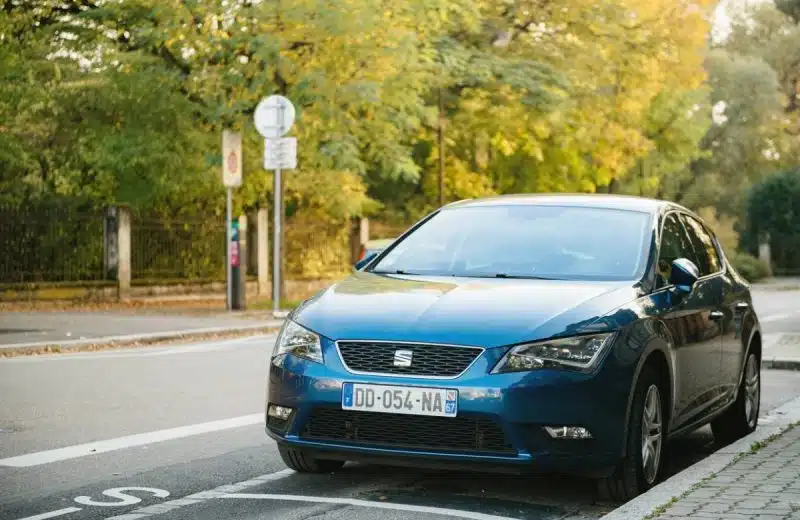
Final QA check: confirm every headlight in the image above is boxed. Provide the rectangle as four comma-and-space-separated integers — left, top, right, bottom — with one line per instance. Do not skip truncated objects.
492, 333, 614, 373
273, 320, 323, 363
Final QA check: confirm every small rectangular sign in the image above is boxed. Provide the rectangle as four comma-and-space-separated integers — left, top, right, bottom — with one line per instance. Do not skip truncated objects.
264, 137, 297, 170
222, 130, 243, 187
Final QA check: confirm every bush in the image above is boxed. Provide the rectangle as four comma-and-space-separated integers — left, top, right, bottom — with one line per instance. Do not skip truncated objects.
745, 170, 800, 273
730, 252, 772, 283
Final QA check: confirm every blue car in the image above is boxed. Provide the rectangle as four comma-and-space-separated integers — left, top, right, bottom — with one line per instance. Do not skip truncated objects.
266, 194, 762, 500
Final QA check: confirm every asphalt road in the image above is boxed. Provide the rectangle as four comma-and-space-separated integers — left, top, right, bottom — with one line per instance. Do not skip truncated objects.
1, 288, 799, 520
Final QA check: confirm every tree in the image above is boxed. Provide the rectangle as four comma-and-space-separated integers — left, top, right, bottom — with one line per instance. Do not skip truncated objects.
0, 0, 739, 282
726, 2, 800, 134
677, 50, 785, 214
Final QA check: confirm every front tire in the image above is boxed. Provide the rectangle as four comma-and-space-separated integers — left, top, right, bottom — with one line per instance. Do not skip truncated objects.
278, 445, 346, 473
598, 366, 666, 502
712, 352, 760, 445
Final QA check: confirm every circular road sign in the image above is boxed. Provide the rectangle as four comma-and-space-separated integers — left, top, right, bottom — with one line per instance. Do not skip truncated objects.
254, 95, 295, 138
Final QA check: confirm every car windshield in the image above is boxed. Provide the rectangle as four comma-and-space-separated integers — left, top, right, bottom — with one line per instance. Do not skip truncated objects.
371, 204, 652, 281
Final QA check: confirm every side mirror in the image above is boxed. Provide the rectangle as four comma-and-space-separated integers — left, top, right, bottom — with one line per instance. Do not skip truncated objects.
669, 258, 699, 294
354, 251, 378, 271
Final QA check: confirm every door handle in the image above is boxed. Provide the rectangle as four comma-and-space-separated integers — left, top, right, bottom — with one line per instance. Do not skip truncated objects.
709, 311, 725, 321
735, 302, 749, 312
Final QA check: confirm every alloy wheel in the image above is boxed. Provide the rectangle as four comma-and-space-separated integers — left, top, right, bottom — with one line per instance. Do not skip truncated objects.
744, 354, 760, 428
641, 384, 663, 485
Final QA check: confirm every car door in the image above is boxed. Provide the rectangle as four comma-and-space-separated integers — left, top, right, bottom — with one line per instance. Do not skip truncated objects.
657, 213, 724, 430
681, 214, 742, 402
677, 213, 727, 405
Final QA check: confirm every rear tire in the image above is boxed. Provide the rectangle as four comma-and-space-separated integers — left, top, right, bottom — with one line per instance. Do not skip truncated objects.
712, 352, 760, 445
278, 445, 346, 473
598, 365, 666, 502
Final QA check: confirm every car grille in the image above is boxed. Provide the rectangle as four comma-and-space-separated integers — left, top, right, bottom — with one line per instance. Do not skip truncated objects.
337, 341, 483, 377
301, 408, 515, 455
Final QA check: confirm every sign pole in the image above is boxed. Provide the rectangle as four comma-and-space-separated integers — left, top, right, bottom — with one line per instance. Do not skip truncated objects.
272, 166, 281, 315
226, 186, 232, 310
272, 102, 284, 316
222, 130, 242, 311
254, 95, 296, 317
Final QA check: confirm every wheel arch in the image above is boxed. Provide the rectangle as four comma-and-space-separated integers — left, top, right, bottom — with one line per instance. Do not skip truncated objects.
620, 334, 674, 458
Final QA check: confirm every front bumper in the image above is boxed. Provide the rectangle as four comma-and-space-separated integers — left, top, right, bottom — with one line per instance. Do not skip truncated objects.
266, 339, 631, 477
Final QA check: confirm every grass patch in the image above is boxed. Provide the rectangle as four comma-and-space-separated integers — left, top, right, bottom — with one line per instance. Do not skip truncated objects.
749, 422, 797, 453
247, 298, 304, 311
645, 496, 679, 519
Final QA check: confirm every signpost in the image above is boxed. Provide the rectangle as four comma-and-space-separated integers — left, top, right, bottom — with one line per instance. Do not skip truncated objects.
254, 95, 296, 316
222, 130, 242, 310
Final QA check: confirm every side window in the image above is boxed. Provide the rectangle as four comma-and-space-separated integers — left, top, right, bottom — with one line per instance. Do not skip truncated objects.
658, 214, 696, 287
680, 215, 722, 276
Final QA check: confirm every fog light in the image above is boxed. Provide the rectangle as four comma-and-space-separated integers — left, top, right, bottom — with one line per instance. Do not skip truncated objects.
268, 405, 293, 420
544, 426, 593, 439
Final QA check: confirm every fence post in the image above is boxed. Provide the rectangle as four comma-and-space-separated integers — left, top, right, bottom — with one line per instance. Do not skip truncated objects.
349, 217, 369, 264
759, 233, 771, 268
117, 205, 131, 300
104, 207, 119, 280
257, 208, 270, 296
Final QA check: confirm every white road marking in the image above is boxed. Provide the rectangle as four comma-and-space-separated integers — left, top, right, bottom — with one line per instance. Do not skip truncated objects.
761, 313, 793, 324
104, 470, 294, 520
74, 487, 170, 507
13, 507, 82, 520
0, 414, 262, 467
222, 493, 521, 520
140, 335, 272, 357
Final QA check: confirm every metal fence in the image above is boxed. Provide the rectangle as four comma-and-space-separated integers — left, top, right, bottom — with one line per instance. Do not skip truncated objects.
284, 215, 351, 280
0, 201, 105, 283
131, 212, 226, 281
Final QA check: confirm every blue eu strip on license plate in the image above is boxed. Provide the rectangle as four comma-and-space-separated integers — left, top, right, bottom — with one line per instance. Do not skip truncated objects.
342, 382, 355, 407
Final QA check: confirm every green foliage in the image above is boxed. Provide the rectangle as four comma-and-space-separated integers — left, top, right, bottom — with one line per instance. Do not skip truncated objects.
775, 0, 800, 22
745, 169, 800, 272
730, 253, 772, 283
4, 0, 795, 283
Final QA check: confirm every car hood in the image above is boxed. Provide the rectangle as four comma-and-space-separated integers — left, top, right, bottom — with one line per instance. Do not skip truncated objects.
292, 271, 639, 348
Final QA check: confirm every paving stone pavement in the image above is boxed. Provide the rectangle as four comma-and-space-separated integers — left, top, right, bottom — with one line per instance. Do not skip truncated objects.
653, 424, 800, 520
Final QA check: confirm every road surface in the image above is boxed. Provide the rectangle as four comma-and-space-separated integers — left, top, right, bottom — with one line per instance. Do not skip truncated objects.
1, 287, 799, 520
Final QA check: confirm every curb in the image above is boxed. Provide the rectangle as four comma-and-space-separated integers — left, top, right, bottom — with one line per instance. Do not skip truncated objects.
600, 394, 800, 520
763, 333, 800, 370
763, 357, 800, 370
0, 320, 284, 354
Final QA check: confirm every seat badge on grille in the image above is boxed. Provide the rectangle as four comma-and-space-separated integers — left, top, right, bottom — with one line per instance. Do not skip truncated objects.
393, 349, 413, 367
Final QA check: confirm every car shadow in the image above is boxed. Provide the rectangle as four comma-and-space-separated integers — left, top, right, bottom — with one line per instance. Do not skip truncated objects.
284, 425, 723, 519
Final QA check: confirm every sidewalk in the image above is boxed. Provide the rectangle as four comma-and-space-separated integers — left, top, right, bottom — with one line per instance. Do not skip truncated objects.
602, 395, 800, 520
651, 424, 800, 520
0, 310, 284, 353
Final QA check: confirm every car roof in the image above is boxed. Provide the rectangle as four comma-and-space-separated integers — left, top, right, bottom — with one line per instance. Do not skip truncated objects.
444, 193, 686, 215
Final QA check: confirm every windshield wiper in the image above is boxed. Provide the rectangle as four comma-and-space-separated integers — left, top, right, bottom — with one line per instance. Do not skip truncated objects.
493, 273, 560, 280
371, 269, 420, 275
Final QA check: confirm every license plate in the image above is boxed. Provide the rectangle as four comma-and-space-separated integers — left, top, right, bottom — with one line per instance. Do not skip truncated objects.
342, 383, 458, 418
